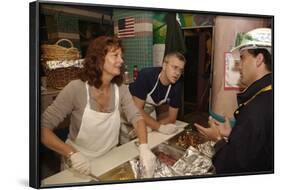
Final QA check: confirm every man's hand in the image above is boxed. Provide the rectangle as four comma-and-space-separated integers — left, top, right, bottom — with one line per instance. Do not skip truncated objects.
158, 123, 178, 135
194, 116, 232, 142
209, 116, 232, 137
194, 122, 222, 142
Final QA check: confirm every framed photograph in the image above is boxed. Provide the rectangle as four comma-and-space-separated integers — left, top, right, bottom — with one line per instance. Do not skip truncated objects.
224, 52, 240, 90
30, 0, 274, 188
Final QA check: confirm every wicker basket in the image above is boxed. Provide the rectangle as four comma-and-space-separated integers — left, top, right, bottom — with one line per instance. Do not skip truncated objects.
41, 39, 82, 89
43, 67, 82, 89
41, 39, 80, 61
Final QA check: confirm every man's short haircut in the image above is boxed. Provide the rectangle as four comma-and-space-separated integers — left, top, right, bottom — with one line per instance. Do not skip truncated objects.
163, 52, 186, 64
248, 49, 272, 71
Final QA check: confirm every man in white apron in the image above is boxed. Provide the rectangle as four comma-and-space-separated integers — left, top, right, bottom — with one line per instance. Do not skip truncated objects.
122, 52, 186, 142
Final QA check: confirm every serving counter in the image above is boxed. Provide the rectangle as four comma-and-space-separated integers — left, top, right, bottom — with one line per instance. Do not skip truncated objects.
42, 120, 188, 186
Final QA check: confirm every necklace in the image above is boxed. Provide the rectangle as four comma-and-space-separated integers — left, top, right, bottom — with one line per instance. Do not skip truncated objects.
91, 86, 111, 112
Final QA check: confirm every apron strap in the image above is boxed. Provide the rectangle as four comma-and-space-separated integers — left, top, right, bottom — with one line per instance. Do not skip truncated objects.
113, 84, 119, 110
85, 82, 90, 106
147, 74, 161, 96
147, 73, 172, 106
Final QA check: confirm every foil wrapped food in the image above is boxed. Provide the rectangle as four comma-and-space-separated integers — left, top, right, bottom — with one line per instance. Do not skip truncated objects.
130, 159, 177, 179
197, 141, 216, 158
172, 146, 214, 176
130, 143, 215, 179
46, 59, 84, 69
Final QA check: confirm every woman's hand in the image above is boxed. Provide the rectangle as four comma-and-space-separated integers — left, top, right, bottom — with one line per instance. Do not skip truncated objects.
138, 144, 156, 178
69, 152, 91, 175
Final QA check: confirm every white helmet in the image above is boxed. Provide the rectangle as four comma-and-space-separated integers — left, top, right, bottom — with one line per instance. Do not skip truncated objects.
231, 28, 271, 60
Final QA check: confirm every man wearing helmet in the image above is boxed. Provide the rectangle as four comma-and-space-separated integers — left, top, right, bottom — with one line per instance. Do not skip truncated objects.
194, 28, 273, 174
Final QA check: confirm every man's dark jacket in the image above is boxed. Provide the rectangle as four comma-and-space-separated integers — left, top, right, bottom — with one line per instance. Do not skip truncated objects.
213, 73, 273, 174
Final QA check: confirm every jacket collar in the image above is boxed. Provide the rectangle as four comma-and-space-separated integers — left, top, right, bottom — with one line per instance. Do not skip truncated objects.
237, 73, 272, 104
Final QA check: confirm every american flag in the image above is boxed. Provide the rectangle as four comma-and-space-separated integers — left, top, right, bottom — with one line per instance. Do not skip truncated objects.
118, 17, 135, 38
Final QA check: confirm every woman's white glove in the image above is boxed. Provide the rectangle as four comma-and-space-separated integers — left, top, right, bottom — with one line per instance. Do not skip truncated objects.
158, 123, 178, 135
69, 152, 91, 175
138, 144, 156, 178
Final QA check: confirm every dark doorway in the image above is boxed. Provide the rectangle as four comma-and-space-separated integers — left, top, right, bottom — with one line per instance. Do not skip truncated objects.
183, 27, 213, 116
184, 34, 199, 113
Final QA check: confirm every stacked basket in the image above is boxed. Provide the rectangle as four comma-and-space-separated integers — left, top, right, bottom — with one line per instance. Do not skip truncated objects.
41, 39, 82, 89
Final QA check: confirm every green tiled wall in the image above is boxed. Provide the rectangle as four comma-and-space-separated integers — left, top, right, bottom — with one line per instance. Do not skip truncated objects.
43, 13, 80, 49
113, 9, 153, 74
122, 37, 153, 72
54, 14, 79, 33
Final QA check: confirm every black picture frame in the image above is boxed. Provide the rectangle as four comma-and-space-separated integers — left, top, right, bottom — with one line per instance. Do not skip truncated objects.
29, 0, 274, 188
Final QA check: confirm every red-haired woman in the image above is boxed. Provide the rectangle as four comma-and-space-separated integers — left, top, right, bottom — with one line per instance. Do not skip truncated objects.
41, 36, 156, 178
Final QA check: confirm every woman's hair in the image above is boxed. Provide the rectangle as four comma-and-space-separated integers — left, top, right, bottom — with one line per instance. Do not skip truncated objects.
79, 36, 124, 88
248, 49, 272, 71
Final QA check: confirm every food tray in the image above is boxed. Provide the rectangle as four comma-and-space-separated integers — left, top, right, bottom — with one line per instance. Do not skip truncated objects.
152, 143, 185, 166
98, 162, 135, 181
167, 130, 208, 151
